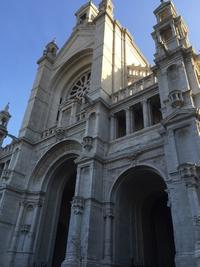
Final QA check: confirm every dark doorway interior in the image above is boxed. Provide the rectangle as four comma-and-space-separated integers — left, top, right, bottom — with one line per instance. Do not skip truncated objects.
114, 168, 176, 267
52, 170, 76, 267
142, 193, 176, 267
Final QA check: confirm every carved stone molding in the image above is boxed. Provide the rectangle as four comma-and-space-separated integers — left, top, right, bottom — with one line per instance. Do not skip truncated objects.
168, 90, 184, 108
55, 127, 65, 141
104, 203, 114, 219
72, 196, 85, 215
20, 224, 31, 233
128, 149, 143, 167
194, 215, 200, 226
82, 136, 93, 151
178, 163, 198, 179
178, 163, 199, 187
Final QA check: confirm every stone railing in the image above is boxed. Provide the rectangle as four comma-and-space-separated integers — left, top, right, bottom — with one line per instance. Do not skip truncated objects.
76, 111, 86, 122
112, 74, 157, 104
0, 143, 15, 156
41, 112, 86, 140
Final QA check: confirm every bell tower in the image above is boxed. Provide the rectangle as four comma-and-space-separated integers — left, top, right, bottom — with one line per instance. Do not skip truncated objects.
0, 104, 11, 147
152, 0, 200, 118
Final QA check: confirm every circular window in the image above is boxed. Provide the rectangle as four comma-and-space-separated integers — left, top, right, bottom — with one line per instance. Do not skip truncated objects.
69, 72, 91, 100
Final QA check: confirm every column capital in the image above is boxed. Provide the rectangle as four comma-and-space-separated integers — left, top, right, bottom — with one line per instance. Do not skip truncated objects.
104, 202, 114, 219
72, 196, 85, 215
178, 163, 199, 187
178, 163, 198, 178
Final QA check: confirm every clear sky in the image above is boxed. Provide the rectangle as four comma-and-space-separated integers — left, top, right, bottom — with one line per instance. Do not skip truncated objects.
0, 0, 200, 143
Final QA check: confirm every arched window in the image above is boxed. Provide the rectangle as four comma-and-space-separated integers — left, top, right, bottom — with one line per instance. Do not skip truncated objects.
69, 71, 91, 101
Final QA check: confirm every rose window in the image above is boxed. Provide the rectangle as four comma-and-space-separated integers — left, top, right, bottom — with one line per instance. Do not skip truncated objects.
69, 72, 91, 100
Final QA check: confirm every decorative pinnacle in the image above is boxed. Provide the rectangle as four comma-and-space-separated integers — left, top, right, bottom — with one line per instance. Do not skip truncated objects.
4, 103, 10, 112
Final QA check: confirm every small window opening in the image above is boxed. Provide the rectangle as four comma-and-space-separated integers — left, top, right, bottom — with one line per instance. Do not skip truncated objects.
159, 9, 169, 21
132, 103, 144, 132
116, 110, 126, 138
149, 95, 162, 125
0, 163, 5, 178
80, 13, 87, 23
160, 27, 173, 42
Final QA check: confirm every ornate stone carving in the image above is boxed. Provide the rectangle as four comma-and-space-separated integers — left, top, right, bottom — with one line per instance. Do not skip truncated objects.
168, 90, 184, 108
82, 136, 93, 151
55, 128, 65, 140
178, 163, 199, 187
194, 215, 200, 226
69, 72, 91, 101
72, 196, 85, 215
20, 224, 31, 233
128, 149, 142, 167
178, 163, 198, 179
1, 169, 11, 182
104, 203, 114, 219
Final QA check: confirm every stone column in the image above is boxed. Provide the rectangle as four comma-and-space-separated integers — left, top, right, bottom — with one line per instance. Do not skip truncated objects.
103, 203, 114, 266
62, 196, 84, 267
9, 201, 25, 251
179, 163, 200, 266
126, 108, 131, 135
27, 201, 43, 252
110, 115, 116, 140
142, 99, 150, 128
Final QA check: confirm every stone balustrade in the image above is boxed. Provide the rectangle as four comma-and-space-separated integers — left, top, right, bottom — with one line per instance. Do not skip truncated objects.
112, 74, 157, 104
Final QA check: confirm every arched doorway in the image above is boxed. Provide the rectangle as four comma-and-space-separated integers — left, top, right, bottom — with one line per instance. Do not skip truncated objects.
35, 156, 77, 267
113, 166, 175, 267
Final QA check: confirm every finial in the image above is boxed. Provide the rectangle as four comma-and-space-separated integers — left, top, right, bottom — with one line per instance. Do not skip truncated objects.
4, 103, 10, 112
52, 37, 57, 44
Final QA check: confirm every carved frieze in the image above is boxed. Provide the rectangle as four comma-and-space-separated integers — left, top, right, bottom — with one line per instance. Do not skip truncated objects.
55, 127, 65, 141
82, 136, 93, 151
178, 163, 199, 187
72, 196, 85, 215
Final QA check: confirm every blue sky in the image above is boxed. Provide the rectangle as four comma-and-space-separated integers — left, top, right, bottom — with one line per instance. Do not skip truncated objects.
0, 0, 200, 142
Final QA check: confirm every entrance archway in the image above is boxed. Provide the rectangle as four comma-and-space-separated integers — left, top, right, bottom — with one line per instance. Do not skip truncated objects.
113, 166, 175, 267
35, 156, 77, 267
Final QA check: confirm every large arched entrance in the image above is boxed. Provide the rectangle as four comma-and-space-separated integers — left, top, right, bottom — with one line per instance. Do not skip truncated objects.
35, 156, 77, 267
113, 166, 175, 267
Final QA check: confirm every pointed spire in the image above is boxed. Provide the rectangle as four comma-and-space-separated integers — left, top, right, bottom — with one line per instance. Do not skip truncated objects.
4, 103, 10, 113
99, 0, 114, 18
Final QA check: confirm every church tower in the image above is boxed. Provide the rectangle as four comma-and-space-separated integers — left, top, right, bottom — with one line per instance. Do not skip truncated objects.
0, 104, 11, 147
152, 1, 200, 267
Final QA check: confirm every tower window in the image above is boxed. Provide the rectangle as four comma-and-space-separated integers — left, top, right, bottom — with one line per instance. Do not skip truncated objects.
159, 9, 169, 21
160, 27, 173, 42
80, 13, 87, 23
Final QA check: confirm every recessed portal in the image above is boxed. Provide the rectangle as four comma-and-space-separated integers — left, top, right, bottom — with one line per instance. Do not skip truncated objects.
36, 156, 77, 267
114, 167, 175, 267
52, 170, 76, 267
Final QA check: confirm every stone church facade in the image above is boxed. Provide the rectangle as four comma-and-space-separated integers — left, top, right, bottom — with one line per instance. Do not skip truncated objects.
1, 0, 200, 266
